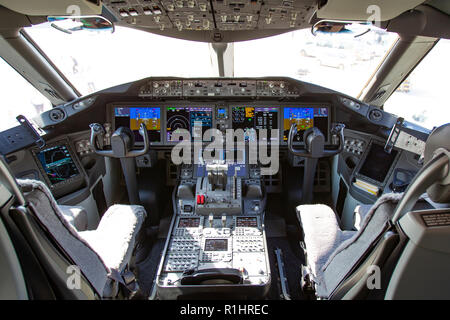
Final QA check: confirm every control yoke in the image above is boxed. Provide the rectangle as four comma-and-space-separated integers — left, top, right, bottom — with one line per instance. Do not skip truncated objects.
89, 123, 149, 158
89, 123, 149, 205
287, 122, 345, 158
287, 123, 345, 204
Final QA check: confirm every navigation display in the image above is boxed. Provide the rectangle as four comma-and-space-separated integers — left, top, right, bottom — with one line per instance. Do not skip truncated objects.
166, 107, 212, 141
114, 107, 161, 142
232, 107, 278, 141
36, 144, 80, 186
283, 107, 329, 142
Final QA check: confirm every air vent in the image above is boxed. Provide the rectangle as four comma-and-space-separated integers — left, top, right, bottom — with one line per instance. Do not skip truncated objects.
49, 108, 66, 122
368, 109, 383, 122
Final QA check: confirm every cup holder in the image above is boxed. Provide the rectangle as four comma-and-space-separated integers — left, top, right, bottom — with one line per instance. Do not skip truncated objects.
345, 155, 358, 170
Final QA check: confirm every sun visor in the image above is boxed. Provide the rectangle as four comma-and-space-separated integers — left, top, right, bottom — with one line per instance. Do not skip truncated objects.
0, 0, 102, 16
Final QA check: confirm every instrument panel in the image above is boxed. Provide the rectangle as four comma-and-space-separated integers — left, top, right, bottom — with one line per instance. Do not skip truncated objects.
166, 106, 213, 141
109, 102, 332, 146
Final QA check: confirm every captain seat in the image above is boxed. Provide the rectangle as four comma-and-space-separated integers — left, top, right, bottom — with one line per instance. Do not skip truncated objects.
296, 123, 450, 299
0, 162, 147, 299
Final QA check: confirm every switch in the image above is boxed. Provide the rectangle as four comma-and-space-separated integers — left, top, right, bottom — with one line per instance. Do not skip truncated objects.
152, 6, 162, 14
222, 215, 226, 227
209, 214, 214, 227
129, 9, 139, 16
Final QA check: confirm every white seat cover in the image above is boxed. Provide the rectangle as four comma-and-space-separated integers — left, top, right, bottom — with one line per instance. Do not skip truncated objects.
297, 193, 403, 298
79, 204, 146, 272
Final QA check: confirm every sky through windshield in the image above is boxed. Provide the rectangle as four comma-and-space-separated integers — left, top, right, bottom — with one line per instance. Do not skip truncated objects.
26, 23, 397, 97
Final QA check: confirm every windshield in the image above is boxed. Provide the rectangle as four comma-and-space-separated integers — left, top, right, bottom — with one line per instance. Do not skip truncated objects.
235, 29, 397, 97
26, 24, 217, 95
25, 23, 397, 97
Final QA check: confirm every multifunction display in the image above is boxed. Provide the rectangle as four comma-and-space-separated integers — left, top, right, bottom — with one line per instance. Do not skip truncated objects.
36, 144, 80, 186
359, 143, 398, 183
236, 217, 258, 227
232, 107, 279, 141
283, 107, 329, 142
114, 107, 161, 142
166, 107, 212, 141
204, 239, 228, 251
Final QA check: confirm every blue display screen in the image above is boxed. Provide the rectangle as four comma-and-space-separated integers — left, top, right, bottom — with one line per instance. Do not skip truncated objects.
283, 107, 329, 142
114, 107, 161, 142
36, 144, 80, 185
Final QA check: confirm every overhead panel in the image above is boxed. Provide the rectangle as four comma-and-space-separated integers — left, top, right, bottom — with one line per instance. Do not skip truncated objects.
257, 0, 315, 29
0, 0, 102, 16
103, 0, 316, 32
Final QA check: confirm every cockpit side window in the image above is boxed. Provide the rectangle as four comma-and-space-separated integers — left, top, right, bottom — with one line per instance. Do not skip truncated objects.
0, 57, 52, 131
383, 39, 450, 129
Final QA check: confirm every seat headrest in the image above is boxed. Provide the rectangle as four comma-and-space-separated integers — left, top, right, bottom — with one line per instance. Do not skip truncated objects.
424, 123, 450, 203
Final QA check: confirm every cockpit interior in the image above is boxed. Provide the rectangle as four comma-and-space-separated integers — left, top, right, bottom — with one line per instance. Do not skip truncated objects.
0, 0, 449, 302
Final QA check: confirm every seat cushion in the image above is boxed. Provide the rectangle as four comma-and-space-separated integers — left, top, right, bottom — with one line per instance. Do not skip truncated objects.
59, 205, 88, 231
79, 204, 146, 272
296, 204, 355, 280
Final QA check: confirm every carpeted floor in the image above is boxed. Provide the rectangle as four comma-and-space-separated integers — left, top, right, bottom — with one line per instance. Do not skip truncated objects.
135, 238, 166, 297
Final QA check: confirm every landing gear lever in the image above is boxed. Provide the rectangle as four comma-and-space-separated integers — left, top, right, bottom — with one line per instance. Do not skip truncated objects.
89, 123, 149, 204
